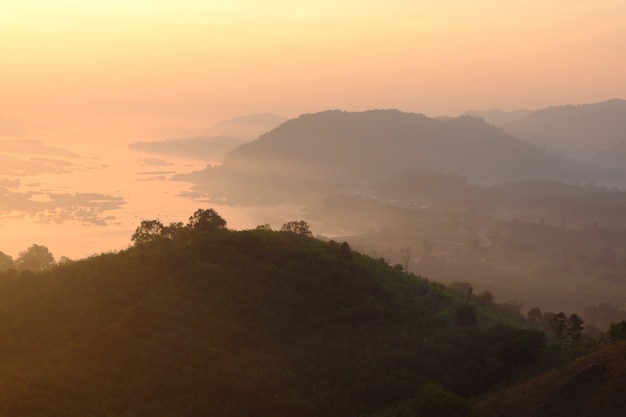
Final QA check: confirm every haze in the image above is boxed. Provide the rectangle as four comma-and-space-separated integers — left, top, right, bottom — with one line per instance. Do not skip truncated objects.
1, 0, 626, 261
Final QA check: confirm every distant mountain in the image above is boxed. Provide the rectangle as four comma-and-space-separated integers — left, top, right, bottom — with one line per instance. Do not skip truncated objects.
475, 341, 626, 417
463, 108, 532, 127
212, 112, 287, 128
175, 109, 621, 204
208, 112, 287, 140
594, 139, 626, 170
129, 136, 243, 162
502, 98, 626, 161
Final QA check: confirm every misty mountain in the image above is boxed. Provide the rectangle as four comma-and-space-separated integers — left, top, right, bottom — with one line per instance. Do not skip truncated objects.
463, 108, 532, 127
502, 98, 626, 161
175, 109, 619, 204
594, 138, 626, 170
208, 112, 287, 140
129, 136, 243, 162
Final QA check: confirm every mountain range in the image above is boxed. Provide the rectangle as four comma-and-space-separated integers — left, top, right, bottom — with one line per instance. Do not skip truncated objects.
501, 98, 626, 162
175, 109, 623, 204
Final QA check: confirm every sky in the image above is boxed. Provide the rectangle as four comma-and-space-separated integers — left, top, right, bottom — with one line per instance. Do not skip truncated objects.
1, 0, 626, 260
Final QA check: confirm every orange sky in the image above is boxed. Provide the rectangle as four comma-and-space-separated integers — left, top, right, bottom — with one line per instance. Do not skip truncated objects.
1, 0, 626, 260
3, 0, 625, 128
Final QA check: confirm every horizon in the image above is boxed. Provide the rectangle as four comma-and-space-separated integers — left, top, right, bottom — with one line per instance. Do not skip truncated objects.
2, 0, 626, 260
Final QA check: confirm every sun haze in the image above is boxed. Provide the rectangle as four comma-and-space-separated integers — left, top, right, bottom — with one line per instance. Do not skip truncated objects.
1, 0, 626, 259
3, 0, 625, 125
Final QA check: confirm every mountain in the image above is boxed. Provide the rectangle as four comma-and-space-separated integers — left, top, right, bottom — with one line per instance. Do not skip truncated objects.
502, 98, 626, 161
175, 109, 619, 204
0, 216, 545, 416
129, 136, 243, 162
594, 139, 626, 170
208, 113, 287, 140
463, 108, 532, 127
475, 341, 626, 417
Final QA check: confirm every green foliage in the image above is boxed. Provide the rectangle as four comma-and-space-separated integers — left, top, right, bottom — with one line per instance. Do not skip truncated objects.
0, 251, 14, 271
369, 382, 475, 417
607, 320, 626, 343
280, 220, 313, 236
131, 219, 165, 245
16, 243, 55, 272
548, 312, 585, 350
0, 210, 549, 416
187, 208, 227, 233
456, 304, 477, 327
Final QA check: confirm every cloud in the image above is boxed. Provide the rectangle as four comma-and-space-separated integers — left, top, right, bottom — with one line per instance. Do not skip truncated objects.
0, 187, 124, 225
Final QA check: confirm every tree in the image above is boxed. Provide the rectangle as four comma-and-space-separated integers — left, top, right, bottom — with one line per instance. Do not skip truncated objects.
476, 291, 494, 306
527, 307, 544, 328
131, 219, 165, 245
163, 221, 185, 239
403, 246, 412, 272
280, 220, 312, 236
187, 208, 227, 233
607, 320, 626, 343
567, 313, 584, 348
16, 244, 55, 272
0, 251, 15, 271
549, 312, 568, 350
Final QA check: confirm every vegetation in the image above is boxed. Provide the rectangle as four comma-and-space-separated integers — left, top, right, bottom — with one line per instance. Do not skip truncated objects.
309, 173, 626, 331
0, 209, 551, 416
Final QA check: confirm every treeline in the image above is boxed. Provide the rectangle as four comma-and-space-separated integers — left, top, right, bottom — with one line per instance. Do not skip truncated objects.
0, 244, 58, 273
0, 208, 553, 416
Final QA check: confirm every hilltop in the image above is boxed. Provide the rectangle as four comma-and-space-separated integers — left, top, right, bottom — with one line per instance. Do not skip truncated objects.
0, 210, 545, 416
175, 109, 617, 204
502, 98, 626, 161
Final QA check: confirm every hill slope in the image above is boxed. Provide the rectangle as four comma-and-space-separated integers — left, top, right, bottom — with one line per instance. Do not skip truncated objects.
175, 109, 615, 204
502, 98, 626, 161
475, 342, 626, 417
0, 222, 543, 417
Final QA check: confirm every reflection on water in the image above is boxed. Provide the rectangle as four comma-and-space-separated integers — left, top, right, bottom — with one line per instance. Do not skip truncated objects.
0, 129, 306, 260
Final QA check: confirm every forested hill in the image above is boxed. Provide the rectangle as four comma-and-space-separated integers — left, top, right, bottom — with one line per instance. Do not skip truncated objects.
475, 340, 626, 417
0, 211, 545, 417
175, 109, 617, 204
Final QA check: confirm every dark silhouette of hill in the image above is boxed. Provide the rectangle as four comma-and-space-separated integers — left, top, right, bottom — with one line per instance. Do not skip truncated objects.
0, 213, 545, 416
175, 109, 616, 204
475, 341, 626, 417
502, 98, 626, 161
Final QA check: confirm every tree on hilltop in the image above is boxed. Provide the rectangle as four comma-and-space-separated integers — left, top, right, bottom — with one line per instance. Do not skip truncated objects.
16, 244, 55, 272
0, 251, 15, 271
280, 220, 312, 236
187, 208, 227, 233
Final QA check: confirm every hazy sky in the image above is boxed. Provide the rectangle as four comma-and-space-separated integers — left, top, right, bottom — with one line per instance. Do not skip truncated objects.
3, 0, 625, 128
1, 0, 625, 260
